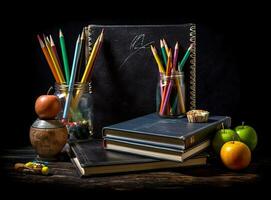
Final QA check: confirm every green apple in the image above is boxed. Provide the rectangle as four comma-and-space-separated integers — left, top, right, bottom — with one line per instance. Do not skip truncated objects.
212, 127, 240, 155
235, 122, 257, 151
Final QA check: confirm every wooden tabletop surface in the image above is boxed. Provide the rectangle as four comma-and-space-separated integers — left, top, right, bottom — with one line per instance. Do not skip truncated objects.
1, 146, 269, 193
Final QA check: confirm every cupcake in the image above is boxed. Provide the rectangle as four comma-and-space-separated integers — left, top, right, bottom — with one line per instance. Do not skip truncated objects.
187, 110, 209, 123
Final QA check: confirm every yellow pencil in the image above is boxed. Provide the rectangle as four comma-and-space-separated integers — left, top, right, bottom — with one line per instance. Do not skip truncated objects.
162, 39, 170, 56
44, 36, 65, 83
49, 35, 65, 83
80, 31, 102, 83
72, 31, 103, 109
150, 45, 165, 74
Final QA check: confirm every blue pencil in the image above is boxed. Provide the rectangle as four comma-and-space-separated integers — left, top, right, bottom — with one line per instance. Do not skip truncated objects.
63, 34, 82, 120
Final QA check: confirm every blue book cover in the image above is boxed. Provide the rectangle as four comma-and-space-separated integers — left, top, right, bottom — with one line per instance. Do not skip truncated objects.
103, 113, 231, 149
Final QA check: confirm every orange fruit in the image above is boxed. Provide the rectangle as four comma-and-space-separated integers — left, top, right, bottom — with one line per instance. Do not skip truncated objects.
220, 141, 251, 170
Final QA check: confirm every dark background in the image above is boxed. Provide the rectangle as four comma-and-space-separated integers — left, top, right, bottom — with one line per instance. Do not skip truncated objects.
1, 1, 269, 157
0, 0, 270, 197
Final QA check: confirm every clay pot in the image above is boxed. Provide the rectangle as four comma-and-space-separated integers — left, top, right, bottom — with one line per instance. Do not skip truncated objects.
30, 119, 68, 160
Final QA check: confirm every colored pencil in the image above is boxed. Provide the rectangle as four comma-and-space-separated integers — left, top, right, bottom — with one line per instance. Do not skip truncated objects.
178, 44, 193, 72
150, 45, 165, 74
81, 31, 103, 83
160, 69, 174, 115
162, 39, 170, 56
86, 29, 104, 81
171, 75, 186, 114
49, 35, 65, 83
59, 29, 70, 84
37, 35, 60, 83
71, 31, 104, 109
50, 35, 62, 70
76, 29, 85, 82
172, 42, 179, 70
165, 49, 172, 76
63, 35, 82, 119
44, 36, 65, 83
160, 40, 167, 66
159, 51, 172, 114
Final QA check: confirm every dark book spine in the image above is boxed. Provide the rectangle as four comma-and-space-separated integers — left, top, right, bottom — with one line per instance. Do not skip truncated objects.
103, 139, 107, 148
184, 117, 231, 148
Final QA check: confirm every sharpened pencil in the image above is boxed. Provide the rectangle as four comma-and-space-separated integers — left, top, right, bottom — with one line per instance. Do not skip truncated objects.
44, 35, 65, 83
162, 39, 170, 56
63, 35, 82, 119
37, 35, 60, 83
151, 45, 165, 74
172, 42, 179, 70
160, 40, 167, 67
76, 29, 85, 82
81, 30, 103, 83
49, 35, 65, 83
59, 29, 70, 84
178, 44, 193, 72
50, 35, 62, 70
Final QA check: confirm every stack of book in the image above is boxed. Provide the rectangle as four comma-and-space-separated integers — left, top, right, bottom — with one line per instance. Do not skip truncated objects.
69, 113, 231, 176
103, 113, 231, 162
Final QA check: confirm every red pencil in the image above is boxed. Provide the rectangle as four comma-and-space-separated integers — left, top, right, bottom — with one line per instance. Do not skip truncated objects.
172, 42, 179, 70
49, 35, 62, 70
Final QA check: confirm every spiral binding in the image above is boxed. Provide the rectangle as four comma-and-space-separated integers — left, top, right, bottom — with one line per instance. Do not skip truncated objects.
189, 24, 196, 110
85, 25, 93, 63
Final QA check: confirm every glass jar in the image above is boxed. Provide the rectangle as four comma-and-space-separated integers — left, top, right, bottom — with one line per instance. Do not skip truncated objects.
54, 82, 93, 139
157, 71, 186, 118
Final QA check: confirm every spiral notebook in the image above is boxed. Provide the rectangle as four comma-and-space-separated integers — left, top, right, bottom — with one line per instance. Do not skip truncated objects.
84, 24, 197, 136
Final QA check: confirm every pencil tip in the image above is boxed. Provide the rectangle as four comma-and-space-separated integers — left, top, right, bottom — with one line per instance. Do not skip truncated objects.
99, 30, 104, 41
59, 29, 63, 37
49, 35, 54, 45
77, 34, 81, 42
160, 40, 163, 47
37, 34, 41, 41
37, 34, 44, 47
80, 30, 85, 40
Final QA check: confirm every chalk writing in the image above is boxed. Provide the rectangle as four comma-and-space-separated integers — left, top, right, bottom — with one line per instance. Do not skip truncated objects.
119, 34, 154, 69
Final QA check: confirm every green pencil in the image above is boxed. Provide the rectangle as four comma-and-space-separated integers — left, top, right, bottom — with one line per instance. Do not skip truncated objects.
160, 39, 167, 67
59, 29, 70, 83
178, 44, 193, 72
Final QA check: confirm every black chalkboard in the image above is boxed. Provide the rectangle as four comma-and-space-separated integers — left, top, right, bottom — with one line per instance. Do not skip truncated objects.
86, 24, 196, 137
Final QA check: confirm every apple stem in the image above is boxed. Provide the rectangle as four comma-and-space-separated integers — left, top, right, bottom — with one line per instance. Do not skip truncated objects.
242, 121, 245, 128
47, 86, 53, 95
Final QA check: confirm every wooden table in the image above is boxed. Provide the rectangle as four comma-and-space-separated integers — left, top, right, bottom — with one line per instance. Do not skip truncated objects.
1, 146, 269, 194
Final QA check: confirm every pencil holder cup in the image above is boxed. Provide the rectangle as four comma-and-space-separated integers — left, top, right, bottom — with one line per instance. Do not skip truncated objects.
30, 119, 68, 161
54, 82, 94, 140
157, 72, 186, 118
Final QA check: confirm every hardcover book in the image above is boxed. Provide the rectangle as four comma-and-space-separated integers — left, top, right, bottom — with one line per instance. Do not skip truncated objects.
69, 139, 208, 177
104, 138, 210, 162
103, 113, 231, 150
